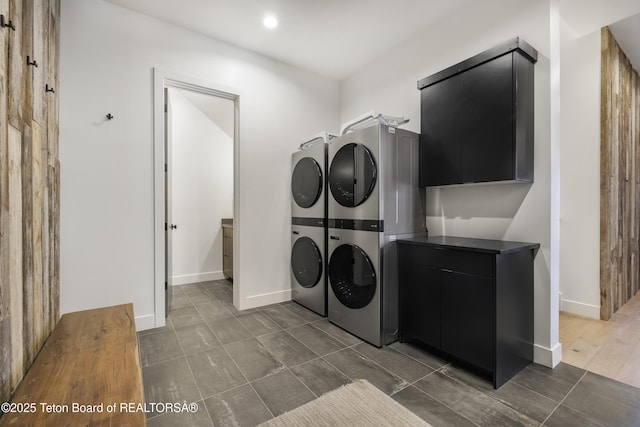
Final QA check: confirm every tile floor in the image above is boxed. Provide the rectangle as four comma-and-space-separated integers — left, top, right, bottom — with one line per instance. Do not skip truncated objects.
139, 280, 640, 427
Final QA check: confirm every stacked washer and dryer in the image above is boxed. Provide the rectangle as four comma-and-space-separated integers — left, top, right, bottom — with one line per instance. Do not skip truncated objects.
290, 114, 426, 347
290, 132, 336, 316
326, 114, 426, 347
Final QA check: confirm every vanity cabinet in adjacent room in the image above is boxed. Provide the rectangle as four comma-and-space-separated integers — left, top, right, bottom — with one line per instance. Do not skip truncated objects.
222, 219, 233, 281
398, 236, 539, 388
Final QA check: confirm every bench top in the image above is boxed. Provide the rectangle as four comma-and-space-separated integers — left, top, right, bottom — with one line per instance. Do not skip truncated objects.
0, 303, 146, 426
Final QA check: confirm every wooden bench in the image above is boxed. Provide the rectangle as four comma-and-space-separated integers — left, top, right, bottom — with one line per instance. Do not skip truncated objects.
0, 304, 146, 426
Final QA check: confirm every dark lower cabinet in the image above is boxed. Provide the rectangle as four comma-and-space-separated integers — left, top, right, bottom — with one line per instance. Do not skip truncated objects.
398, 236, 539, 388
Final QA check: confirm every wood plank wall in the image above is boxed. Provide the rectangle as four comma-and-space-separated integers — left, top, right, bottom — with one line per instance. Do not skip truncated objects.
0, 0, 60, 404
600, 27, 640, 320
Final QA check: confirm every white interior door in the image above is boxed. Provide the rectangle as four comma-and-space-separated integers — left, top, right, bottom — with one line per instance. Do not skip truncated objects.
164, 88, 174, 316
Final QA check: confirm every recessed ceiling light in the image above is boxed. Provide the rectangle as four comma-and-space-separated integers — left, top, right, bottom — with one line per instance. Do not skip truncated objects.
263, 15, 278, 29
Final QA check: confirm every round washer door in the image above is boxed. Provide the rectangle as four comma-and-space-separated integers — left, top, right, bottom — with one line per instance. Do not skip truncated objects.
329, 244, 376, 309
329, 143, 377, 207
291, 237, 323, 288
292, 157, 323, 208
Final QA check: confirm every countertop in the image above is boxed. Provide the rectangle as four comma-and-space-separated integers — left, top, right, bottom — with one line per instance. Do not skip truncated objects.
397, 235, 540, 255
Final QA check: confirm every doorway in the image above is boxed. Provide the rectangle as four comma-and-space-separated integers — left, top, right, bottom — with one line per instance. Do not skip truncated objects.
153, 69, 240, 327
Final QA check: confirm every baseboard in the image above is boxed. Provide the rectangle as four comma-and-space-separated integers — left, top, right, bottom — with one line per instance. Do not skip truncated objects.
135, 314, 157, 331
560, 298, 600, 319
533, 342, 563, 368
238, 289, 292, 311
171, 271, 225, 286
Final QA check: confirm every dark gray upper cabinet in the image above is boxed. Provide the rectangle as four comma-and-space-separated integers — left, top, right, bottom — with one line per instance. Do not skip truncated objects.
418, 38, 537, 187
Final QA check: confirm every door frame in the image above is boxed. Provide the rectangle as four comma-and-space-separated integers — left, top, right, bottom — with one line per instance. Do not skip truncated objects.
152, 68, 240, 327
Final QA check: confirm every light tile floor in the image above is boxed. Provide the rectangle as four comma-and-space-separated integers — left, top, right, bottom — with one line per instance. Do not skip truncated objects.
139, 280, 640, 427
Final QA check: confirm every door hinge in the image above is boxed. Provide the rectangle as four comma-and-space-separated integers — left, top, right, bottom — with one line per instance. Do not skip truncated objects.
164, 163, 167, 172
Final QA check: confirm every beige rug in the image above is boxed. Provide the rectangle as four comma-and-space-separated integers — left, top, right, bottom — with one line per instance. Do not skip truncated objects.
258, 380, 432, 427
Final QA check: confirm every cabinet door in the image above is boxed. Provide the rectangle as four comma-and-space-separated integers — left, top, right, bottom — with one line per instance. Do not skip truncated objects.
441, 271, 493, 372
420, 75, 463, 186
459, 53, 513, 183
399, 262, 441, 349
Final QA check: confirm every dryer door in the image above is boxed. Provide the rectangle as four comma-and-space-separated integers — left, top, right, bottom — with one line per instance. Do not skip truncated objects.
328, 243, 376, 308
291, 237, 323, 288
329, 143, 377, 207
292, 157, 323, 208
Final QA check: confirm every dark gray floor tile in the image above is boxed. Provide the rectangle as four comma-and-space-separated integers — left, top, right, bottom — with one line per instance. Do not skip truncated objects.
175, 323, 221, 355
137, 323, 173, 336
204, 384, 273, 427
142, 358, 202, 418
260, 304, 307, 329
179, 283, 208, 294
210, 285, 233, 304
225, 338, 286, 381
284, 302, 324, 322
186, 347, 247, 398
236, 311, 282, 337
252, 370, 316, 417
138, 330, 183, 367
528, 362, 586, 386
511, 363, 582, 402
392, 385, 476, 427
186, 289, 219, 306
169, 305, 206, 328
196, 300, 233, 322
207, 314, 253, 344
578, 371, 640, 409
389, 341, 449, 370
324, 348, 408, 395
147, 400, 213, 427
543, 405, 607, 427
563, 381, 640, 427
257, 331, 317, 367
311, 318, 363, 346
289, 358, 351, 396
354, 342, 434, 382
287, 323, 346, 356
168, 292, 193, 310
441, 364, 558, 423
415, 371, 539, 426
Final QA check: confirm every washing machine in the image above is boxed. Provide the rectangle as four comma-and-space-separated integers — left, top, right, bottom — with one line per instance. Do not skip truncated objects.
327, 115, 426, 346
290, 132, 336, 316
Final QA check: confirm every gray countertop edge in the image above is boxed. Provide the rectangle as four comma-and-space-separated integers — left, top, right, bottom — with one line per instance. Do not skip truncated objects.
397, 235, 540, 255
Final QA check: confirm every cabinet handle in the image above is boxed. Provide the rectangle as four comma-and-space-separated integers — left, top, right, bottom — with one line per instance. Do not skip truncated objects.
27, 56, 38, 67
442, 268, 453, 273
45, 84, 55, 93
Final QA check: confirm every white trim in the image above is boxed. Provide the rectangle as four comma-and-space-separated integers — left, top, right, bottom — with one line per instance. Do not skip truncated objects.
560, 298, 600, 319
135, 314, 157, 331
239, 289, 292, 311
533, 342, 563, 368
153, 68, 241, 328
171, 271, 225, 286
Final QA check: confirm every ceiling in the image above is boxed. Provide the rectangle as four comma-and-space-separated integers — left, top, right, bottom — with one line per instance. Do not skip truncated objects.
609, 13, 640, 72
104, 0, 473, 80
105, 0, 640, 79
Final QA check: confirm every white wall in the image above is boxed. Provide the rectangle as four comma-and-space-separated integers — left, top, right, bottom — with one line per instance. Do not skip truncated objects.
340, 0, 559, 366
559, 25, 601, 318
168, 88, 233, 285
59, 0, 340, 328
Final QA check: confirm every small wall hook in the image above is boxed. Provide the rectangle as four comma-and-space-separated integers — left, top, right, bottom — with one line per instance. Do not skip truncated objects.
1, 14, 16, 31
45, 84, 55, 93
26, 56, 38, 67
106, 113, 114, 120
